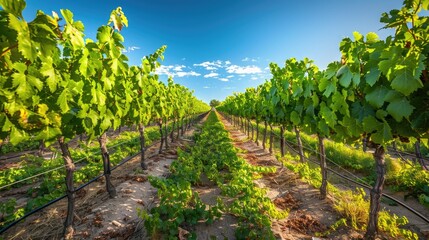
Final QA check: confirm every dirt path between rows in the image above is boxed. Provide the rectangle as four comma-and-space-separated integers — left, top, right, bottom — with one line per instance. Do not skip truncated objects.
4, 121, 202, 240
218, 115, 363, 239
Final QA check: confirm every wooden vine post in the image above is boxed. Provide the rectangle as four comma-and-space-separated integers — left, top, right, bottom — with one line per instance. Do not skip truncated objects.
280, 126, 285, 157
365, 145, 386, 239
159, 119, 164, 153
58, 137, 76, 238
295, 127, 305, 162
262, 121, 267, 150
138, 123, 147, 169
98, 133, 117, 198
269, 125, 274, 154
317, 134, 327, 199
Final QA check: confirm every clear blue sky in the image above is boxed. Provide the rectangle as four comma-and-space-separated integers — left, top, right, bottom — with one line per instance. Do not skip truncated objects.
22, 0, 402, 103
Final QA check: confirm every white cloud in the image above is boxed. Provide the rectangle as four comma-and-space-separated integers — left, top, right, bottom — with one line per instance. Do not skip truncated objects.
155, 65, 174, 76
204, 72, 219, 78
194, 61, 222, 69
173, 65, 186, 71
226, 65, 262, 74
251, 76, 258, 80
176, 71, 201, 77
122, 46, 140, 53
193, 60, 232, 70
156, 65, 201, 78
222, 87, 235, 90
241, 57, 257, 62
203, 86, 210, 89
226, 75, 234, 78
218, 78, 229, 82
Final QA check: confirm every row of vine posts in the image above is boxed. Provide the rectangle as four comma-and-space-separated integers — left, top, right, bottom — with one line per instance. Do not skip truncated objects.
218, 1, 429, 238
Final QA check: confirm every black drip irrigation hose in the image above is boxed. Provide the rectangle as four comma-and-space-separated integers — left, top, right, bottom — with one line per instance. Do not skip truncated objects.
386, 146, 429, 163
0, 194, 68, 235
0, 137, 141, 192
283, 135, 429, 224
303, 152, 429, 225
221, 114, 429, 225
0, 150, 39, 161
0, 141, 159, 235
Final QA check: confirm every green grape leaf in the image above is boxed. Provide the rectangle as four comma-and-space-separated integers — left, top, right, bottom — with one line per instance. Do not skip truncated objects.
110, 58, 119, 76
351, 102, 375, 122
383, 90, 402, 102
40, 61, 59, 92
109, 7, 128, 31
341, 116, 361, 137
27, 74, 43, 91
365, 68, 380, 86
12, 71, 32, 100
68, 29, 84, 49
100, 117, 111, 132
325, 62, 339, 79
363, 116, 379, 133
352, 73, 360, 86
79, 50, 89, 78
363, 116, 392, 145
37, 104, 49, 116
0, 0, 26, 19
73, 20, 84, 31
319, 77, 335, 97
386, 98, 414, 122
82, 117, 92, 133
391, 67, 423, 96
378, 46, 401, 80
60, 9, 73, 24
290, 111, 300, 125
8, 13, 37, 61
337, 65, 353, 88
376, 109, 388, 119
312, 94, 319, 107
34, 127, 61, 141
353, 31, 363, 41
112, 31, 125, 43
61, 9, 84, 49
1, 115, 13, 132
365, 85, 388, 108
97, 26, 111, 44
423, 0, 429, 10
317, 121, 330, 136
411, 112, 429, 134
373, 121, 393, 145
142, 58, 151, 74
9, 126, 27, 145
320, 103, 336, 128
57, 89, 70, 113
366, 32, 379, 44
12, 67, 25, 88
331, 91, 348, 114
